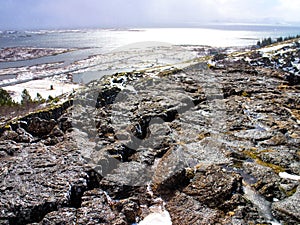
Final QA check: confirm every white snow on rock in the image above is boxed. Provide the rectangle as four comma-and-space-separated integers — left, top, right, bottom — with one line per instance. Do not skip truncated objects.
259, 43, 293, 54
138, 210, 172, 225
279, 172, 300, 181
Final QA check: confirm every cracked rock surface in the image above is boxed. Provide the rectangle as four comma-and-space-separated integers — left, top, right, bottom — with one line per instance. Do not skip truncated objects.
0, 53, 299, 224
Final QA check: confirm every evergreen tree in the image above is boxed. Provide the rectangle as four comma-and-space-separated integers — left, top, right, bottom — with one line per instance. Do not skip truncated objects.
21, 89, 32, 105
48, 95, 54, 101
0, 88, 14, 106
34, 92, 45, 103
257, 34, 300, 48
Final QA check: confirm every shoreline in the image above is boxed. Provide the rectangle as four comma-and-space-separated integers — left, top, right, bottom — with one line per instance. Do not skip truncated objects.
1, 36, 299, 104
0, 47, 74, 63
0, 44, 216, 101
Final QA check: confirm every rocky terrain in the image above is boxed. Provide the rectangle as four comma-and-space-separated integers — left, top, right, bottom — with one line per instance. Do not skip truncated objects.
0, 40, 299, 225
0, 47, 72, 62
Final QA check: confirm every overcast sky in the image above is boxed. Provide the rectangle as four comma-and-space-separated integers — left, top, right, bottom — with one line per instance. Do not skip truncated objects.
1, 0, 300, 29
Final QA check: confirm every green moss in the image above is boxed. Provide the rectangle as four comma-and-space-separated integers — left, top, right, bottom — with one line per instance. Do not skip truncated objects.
243, 149, 258, 159
257, 159, 285, 173
157, 68, 182, 77
185, 168, 195, 180
279, 185, 297, 197
241, 91, 250, 97
285, 187, 297, 197
207, 63, 215, 69
197, 132, 210, 141
243, 149, 285, 173
232, 159, 244, 169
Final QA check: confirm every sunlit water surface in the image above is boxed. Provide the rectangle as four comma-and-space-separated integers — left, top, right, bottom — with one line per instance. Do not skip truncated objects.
1, 25, 300, 69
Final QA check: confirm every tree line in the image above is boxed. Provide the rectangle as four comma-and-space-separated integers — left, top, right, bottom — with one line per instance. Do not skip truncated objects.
0, 88, 62, 119
0, 88, 58, 107
257, 34, 300, 47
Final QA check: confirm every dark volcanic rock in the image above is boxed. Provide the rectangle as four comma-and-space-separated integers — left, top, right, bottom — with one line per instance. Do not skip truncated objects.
272, 186, 300, 224
0, 137, 94, 224
182, 166, 243, 208
0, 140, 21, 157
1, 128, 34, 143
29, 208, 77, 225
26, 117, 56, 136
100, 162, 153, 199
1, 49, 299, 224
77, 189, 127, 225
166, 192, 223, 225
243, 162, 282, 200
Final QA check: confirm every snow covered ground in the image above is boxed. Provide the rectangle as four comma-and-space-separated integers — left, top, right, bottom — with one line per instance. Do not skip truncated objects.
257, 39, 300, 74
259, 43, 294, 56
0, 45, 207, 102
0, 44, 246, 104
212, 38, 300, 77
3, 78, 81, 102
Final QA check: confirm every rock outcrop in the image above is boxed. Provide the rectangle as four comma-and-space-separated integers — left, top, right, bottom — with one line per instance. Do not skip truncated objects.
0, 42, 299, 224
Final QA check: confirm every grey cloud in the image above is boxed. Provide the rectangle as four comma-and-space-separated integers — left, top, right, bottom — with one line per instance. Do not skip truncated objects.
0, 0, 299, 29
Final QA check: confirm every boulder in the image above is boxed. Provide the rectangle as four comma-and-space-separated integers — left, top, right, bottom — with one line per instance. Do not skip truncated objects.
272, 186, 300, 224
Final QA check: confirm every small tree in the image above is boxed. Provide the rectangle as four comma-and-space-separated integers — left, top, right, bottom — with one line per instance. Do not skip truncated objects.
47, 95, 59, 103
34, 92, 45, 103
257, 40, 261, 46
277, 37, 283, 43
21, 89, 32, 105
0, 88, 14, 106
48, 95, 54, 101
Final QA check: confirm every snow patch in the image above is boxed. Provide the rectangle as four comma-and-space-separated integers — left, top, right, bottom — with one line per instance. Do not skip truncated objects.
259, 43, 292, 54
138, 211, 172, 225
279, 172, 300, 181
3, 79, 81, 102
